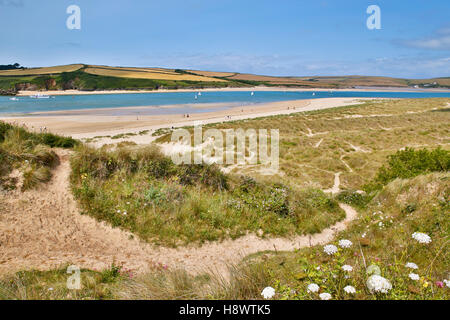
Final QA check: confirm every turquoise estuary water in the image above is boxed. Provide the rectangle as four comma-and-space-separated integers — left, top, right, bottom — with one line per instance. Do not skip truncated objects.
0, 90, 449, 116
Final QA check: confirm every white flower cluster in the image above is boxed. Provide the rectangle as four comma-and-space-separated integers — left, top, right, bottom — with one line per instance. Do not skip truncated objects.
366, 275, 392, 294
409, 273, 420, 281
307, 283, 319, 293
444, 279, 450, 288
261, 286, 275, 299
344, 285, 356, 294
412, 232, 432, 244
339, 239, 352, 248
342, 265, 353, 272
319, 293, 332, 300
405, 262, 418, 269
323, 244, 338, 255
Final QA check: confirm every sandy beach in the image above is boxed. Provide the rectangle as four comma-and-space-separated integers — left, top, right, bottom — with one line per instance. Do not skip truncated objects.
1, 97, 375, 146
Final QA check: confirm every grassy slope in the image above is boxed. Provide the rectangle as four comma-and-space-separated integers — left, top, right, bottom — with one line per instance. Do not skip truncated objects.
69, 144, 344, 246
2, 171, 447, 300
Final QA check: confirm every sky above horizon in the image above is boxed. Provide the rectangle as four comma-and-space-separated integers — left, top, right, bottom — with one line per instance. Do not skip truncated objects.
0, 0, 449, 78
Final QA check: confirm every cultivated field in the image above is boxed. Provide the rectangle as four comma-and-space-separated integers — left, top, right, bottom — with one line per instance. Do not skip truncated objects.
0, 64, 84, 76
84, 65, 226, 82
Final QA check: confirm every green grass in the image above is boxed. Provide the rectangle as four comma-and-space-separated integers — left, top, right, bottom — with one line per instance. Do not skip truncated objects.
155, 98, 450, 191
1, 98, 449, 300
69, 144, 344, 246
229, 172, 449, 300
3, 168, 447, 300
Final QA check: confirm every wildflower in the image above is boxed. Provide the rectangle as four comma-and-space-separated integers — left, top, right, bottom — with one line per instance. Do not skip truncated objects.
366, 275, 392, 293
378, 222, 383, 227
261, 287, 276, 299
361, 232, 367, 238
405, 262, 418, 269
344, 285, 356, 294
307, 283, 319, 293
444, 280, 450, 288
366, 264, 381, 276
339, 239, 352, 248
342, 265, 353, 272
409, 273, 420, 281
423, 281, 429, 288
319, 293, 332, 300
48, 287, 54, 291
323, 244, 338, 255
436, 281, 444, 288
412, 232, 432, 244
123, 211, 127, 216
117, 209, 121, 213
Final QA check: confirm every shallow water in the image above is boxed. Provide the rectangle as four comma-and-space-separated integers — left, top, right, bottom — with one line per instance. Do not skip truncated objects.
1, 90, 449, 116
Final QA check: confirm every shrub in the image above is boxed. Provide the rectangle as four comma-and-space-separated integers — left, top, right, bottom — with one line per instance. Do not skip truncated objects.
336, 190, 370, 208
365, 147, 449, 192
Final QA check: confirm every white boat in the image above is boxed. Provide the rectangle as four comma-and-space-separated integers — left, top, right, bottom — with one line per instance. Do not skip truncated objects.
198, 92, 202, 96
312, 92, 316, 96
9, 97, 19, 101
30, 94, 50, 99
251, 91, 254, 96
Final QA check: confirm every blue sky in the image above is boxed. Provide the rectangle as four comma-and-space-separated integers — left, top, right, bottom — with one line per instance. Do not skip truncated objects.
0, 0, 449, 78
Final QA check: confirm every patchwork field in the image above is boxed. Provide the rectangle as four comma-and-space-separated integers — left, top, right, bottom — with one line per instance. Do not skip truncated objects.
0, 64, 84, 76
84, 65, 226, 82
1, 64, 449, 93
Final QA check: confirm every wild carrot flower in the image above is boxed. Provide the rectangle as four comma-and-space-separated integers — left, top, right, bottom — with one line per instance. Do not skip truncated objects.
444, 280, 450, 288
319, 293, 332, 300
405, 262, 418, 269
342, 265, 353, 272
339, 239, 352, 248
409, 273, 420, 281
261, 287, 275, 299
307, 283, 320, 293
412, 232, 432, 244
323, 244, 338, 255
366, 275, 392, 293
344, 285, 356, 294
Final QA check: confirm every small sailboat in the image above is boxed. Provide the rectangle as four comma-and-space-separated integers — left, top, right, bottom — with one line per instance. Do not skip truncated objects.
312, 92, 316, 96
9, 97, 19, 101
251, 91, 254, 96
30, 93, 50, 99
198, 92, 202, 96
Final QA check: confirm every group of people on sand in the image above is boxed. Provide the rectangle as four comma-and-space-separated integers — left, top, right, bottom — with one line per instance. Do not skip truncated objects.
182, 114, 190, 118
10, 121, 47, 133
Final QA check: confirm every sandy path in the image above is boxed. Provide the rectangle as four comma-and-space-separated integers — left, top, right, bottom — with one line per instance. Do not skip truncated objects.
0, 150, 358, 276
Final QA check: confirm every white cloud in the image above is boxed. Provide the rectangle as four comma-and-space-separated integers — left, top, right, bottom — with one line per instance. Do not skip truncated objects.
397, 27, 450, 51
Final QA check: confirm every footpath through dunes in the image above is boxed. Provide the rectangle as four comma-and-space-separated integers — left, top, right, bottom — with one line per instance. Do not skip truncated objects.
0, 150, 358, 276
